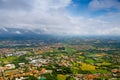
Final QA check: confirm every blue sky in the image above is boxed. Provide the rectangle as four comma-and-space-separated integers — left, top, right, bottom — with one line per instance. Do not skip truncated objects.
0, 0, 120, 35
68, 0, 120, 17
67, 0, 92, 16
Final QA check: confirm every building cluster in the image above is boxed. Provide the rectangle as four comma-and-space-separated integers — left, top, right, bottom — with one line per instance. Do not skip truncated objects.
0, 43, 119, 80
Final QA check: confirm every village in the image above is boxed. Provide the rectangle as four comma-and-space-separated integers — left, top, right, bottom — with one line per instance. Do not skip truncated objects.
0, 42, 119, 80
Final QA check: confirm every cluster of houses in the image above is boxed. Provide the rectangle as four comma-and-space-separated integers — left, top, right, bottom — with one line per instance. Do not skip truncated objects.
0, 45, 120, 80
0, 56, 53, 80
0, 48, 27, 58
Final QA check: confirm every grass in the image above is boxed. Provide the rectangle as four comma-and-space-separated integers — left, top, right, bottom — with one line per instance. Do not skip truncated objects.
84, 59, 95, 64
65, 47, 76, 54
80, 63, 96, 71
0, 56, 17, 64
79, 56, 85, 59
57, 74, 66, 80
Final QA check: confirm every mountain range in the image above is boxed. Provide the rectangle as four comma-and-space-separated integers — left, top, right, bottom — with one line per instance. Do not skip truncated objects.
0, 27, 52, 40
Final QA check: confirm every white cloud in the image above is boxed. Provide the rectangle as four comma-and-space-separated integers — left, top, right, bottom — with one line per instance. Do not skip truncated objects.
89, 0, 120, 11
15, 31, 21, 34
2, 27, 8, 32
0, 0, 34, 10
0, 0, 120, 35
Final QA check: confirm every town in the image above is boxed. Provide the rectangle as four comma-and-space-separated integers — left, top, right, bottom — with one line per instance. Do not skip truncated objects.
0, 37, 120, 80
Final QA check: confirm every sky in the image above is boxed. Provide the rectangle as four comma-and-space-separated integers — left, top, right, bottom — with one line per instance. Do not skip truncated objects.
0, 0, 120, 36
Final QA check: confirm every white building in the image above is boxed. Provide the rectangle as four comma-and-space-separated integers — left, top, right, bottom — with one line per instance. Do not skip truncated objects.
5, 64, 15, 69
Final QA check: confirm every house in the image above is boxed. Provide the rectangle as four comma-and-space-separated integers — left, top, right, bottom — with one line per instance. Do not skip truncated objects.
15, 77, 28, 80
0, 67, 4, 77
0, 67, 4, 72
18, 63, 25, 67
5, 64, 15, 69
84, 74, 100, 79
45, 70, 53, 73
14, 51, 27, 56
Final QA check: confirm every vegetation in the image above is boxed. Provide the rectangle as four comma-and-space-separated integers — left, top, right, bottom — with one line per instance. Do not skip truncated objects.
57, 74, 66, 80
0, 37, 120, 80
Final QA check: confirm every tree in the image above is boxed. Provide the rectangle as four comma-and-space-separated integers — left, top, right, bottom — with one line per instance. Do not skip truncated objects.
28, 75, 37, 80
43, 73, 57, 80
66, 76, 75, 80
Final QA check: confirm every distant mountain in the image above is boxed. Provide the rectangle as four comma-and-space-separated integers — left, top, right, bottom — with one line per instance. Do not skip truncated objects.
0, 27, 52, 40
0, 27, 39, 35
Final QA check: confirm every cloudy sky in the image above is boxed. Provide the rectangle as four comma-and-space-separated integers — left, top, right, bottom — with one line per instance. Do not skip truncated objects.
0, 0, 120, 35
